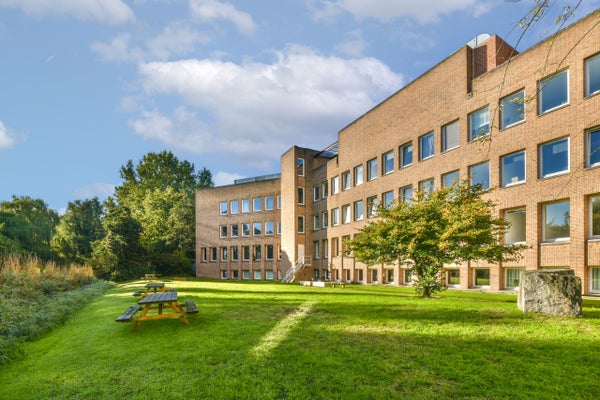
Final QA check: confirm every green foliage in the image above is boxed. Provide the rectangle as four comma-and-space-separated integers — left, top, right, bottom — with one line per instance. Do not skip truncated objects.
348, 181, 527, 297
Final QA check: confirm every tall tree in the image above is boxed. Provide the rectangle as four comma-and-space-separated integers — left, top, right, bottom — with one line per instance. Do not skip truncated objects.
51, 198, 105, 264
347, 182, 527, 297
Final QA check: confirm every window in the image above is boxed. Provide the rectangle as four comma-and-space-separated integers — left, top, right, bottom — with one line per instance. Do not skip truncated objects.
586, 53, 600, 97
313, 215, 320, 231
322, 239, 329, 259
231, 224, 239, 237
253, 197, 262, 212
321, 181, 328, 198
332, 238, 339, 257
242, 199, 250, 213
505, 209, 526, 244
265, 196, 274, 210
505, 268, 523, 289
254, 245, 262, 261
383, 190, 394, 209
221, 247, 228, 261
277, 195, 281, 209
367, 158, 378, 181
298, 216, 305, 233
442, 170, 460, 188
543, 200, 570, 241
331, 176, 340, 195
474, 269, 490, 287
447, 269, 460, 285
219, 225, 227, 238
586, 127, 600, 168
540, 137, 569, 178
400, 142, 413, 168
400, 186, 413, 203
331, 208, 340, 226
367, 196, 378, 218
342, 171, 351, 191
220, 201, 228, 215
277, 221, 282, 235
201, 247, 207, 262
242, 223, 250, 237
298, 187, 305, 204
297, 158, 305, 176
254, 270, 262, 280
469, 161, 490, 189
266, 244, 274, 260
266, 270, 274, 280
419, 132, 434, 160
469, 107, 490, 141
314, 240, 320, 259
265, 221, 274, 236
210, 247, 217, 262
231, 246, 239, 261
354, 165, 364, 186
230, 200, 239, 214
342, 204, 351, 224
253, 222, 262, 236
342, 235, 351, 257
419, 178, 434, 194
591, 268, 600, 293
501, 151, 525, 187
242, 246, 250, 261
313, 185, 320, 201
500, 90, 525, 129
354, 200, 364, 221
539, 70, 569, 114
589, 195, 600, 237
382, 151, 394, 175
243, 270, 250, 279
322, 211, 328, 228
442, 120, 459, 152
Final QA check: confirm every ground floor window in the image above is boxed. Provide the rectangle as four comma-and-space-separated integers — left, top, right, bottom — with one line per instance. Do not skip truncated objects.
254, 270, 262, 280
591, 268, 600, 293
221, 270, 228, 279
357, 269, 364, 282
324, 269, 329, 280
232, 270, 239, 279
474, 269, 490, 287
386, 269, 394, 283
266, 270, 274, 280
505, 268, 523, 289
404, 269, 412, 284
371, 269, 378, 283
447, 269, 460, 285
243, 270, 250, 280
345, 269, 350, 281
314, 269, 320, 279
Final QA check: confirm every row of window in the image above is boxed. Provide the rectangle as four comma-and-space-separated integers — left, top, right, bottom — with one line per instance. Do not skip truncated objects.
202, 244, 279, 262
312, 53, 600, 202
220, 221, 281, 238
220, 195, 281, 215
221, 269, 277, 280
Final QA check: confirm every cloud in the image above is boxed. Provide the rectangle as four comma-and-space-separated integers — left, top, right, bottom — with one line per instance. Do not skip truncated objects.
0, 0, 135, 25
190, 0, 257, 35
72, 182, 115, 200
335, 29, 368, 57
0, 120, 16, 149
213, 171, 246, 187
311, 0, 493, 23
130, 45, 404, 164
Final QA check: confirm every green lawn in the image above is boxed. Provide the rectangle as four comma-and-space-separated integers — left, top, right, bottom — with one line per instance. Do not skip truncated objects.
1, 280, 600, 399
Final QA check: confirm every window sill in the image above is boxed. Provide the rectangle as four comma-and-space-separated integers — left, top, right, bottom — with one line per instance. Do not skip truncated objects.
500, 119, 526, 131
538, 102, 569, 116
502, 181, 526, 189
540, 170, 569, 180
540, 240, 570, 245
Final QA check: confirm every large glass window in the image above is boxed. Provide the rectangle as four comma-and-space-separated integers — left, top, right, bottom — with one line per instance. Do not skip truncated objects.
585, 53, 600, 97
505, 268, 523, 289
242, 246, 250, 261
500, 90, 525, 129
383, 190, 394, 209
538, 70, 569, 114
331, 176, 340, 195
590, 195, 600, 238
254, 245, 262, 261
469, 107, 490, 141
400, 142, 413, 168
331, 208, 339, 226
442, 170, 460, 188
266, 245, 274, 260
242, 223, 250, 237
591, 268, 600, 293
342, 171, 351, 191
543, 200, 570, 241
382, 151, 394, 175
220, 201, 228, 215
297, 187, 305, 205
313, 185, 320, 202
253, 197, 262, 212
400, 186, 413, 203
231, 224, 239, 237
298, 216, 305, 233
354, 200, 364, 221
419, 132, 434, 160
220, 225, 227, 238
367, 158, 378, 181
322, 211, 328, 228
442, 120, 460, 152
354, 164, 364, 186
221, 247, 228, 262
586, 127, 600, 168
367, 196, 378, 218
253, 222, 262, 236
540, 137, 569, 178
265, 196, 274, 210
321, 181, 328, 198
230, 200, 239, 214
342, 204, 351, 224
419, 178, 434, 194
297, 158, 304, 176
469, 161, 490, 189
505, 209, 526, 244
501, 150, 526, 187
313, 214, 320, 231
265, 221, 274, 236
474, 269, 490, 287
231, 246, 239, 262
242, 198, 250, 213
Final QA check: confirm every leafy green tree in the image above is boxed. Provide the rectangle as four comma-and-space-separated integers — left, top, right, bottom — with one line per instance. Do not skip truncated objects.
51, 198, 105, 264
0, 196, 59, 260
347, 181, 526, 297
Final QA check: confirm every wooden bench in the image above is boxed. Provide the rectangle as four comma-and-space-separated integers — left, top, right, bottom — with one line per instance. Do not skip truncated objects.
133, 290, 144, 297
184, 300, 199, 314
116, 305, 143, 322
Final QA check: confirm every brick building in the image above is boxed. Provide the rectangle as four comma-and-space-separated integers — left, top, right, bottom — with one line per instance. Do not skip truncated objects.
196, 10, 600, 293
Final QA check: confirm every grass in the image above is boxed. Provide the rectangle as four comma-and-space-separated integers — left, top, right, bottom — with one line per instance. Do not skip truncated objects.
1, 280, 600, 399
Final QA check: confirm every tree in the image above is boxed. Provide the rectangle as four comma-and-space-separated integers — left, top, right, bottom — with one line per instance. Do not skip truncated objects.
347, 181, 527, 297
51, 198, 105, 264
0, 196, 59, 260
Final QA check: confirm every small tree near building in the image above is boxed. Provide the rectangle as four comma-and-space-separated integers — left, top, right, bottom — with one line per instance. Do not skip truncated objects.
347, 181, 527, 297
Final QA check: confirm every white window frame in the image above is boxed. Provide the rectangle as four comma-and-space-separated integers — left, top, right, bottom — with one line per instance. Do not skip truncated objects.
419, 132, 434, 160
354, 164, 364, 186
538, 70, 569, 115
586, 127, 600, 168
585, 52, 600, 97
442, 120, 460, 152
469, 107, 490, 141
400, 142, 413, 168
539, 137, 570, 179
367, 158, 378, 181
382, 150, 394, 175
542, 200, 570, 242
500, 90, 525, 129
501, 150, 526, 187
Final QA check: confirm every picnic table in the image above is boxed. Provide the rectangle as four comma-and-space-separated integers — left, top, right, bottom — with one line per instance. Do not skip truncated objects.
117, 291, 196, 331
133, 282, 167, 297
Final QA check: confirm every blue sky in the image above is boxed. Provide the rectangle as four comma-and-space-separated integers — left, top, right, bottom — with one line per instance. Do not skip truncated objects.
1, 0, 598, 212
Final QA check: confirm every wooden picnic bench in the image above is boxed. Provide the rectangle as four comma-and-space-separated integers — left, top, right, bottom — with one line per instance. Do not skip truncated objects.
184, 300, 199, 314
116, 305, 143, 322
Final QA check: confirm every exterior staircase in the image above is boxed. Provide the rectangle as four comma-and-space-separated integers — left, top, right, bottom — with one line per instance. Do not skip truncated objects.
281, 256, 311, 283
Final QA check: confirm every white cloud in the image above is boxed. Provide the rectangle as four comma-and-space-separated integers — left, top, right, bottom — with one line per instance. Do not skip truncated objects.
190, 0, 257, 35
335, 29, 368, 57
213, 171, 246, 187
72, 182, 115, 200
91, 33, 143, 62
0, 0, 135, 25
0, 120, 16, 149
311, 0, 494, 23
131, 45, 404, 163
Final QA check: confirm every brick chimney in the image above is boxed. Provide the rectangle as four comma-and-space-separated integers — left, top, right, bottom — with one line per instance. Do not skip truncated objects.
473, 35, 518, 78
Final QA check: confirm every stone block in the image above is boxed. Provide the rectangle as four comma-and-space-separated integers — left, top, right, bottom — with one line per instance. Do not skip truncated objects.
517, 269, 582, 316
